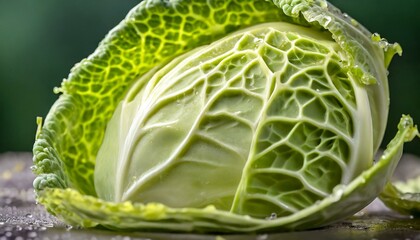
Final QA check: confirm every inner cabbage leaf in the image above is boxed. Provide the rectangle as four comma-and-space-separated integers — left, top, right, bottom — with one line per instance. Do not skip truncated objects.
95, 22, 373, 218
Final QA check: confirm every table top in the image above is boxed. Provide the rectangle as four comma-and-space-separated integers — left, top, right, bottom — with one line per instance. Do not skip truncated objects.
1, 152, 419, 240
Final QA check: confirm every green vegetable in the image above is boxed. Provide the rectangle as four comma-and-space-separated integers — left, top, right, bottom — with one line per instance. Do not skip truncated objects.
32, 0, 419, 232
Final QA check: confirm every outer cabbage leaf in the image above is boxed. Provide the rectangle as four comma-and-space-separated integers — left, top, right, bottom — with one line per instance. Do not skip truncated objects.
33, 0, 292, 197
380, 174, 420, 217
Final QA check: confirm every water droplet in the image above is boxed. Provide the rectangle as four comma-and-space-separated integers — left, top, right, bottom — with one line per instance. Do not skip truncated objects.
331, 185, 345, 202
4, 226, 13, 232
25, 213, 33, 218
28, 231, 37, 238
0, 221, 4, 225
4, 197, 12, 205
266, 212, 277, 220
66, 224, 73, 231
324, 16, 332, 26
39, 226, 47, 231
257, 234, 268, 240
378, 41, 387, 47
42, 222, 54, 228
253, 38, 263, 44
354, 211, 365, 217
350, 19, 359, 26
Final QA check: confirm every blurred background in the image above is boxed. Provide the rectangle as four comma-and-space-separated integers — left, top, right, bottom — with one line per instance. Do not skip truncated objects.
0, 0, 419, 156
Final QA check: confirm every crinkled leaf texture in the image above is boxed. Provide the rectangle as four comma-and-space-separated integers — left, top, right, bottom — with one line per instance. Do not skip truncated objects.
33, 0, 416, 233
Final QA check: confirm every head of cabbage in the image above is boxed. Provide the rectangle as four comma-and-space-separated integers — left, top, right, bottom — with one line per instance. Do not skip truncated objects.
32, 0, 420, 233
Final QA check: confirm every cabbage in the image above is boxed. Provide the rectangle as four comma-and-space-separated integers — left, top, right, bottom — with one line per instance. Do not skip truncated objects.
32, 0, 420, 232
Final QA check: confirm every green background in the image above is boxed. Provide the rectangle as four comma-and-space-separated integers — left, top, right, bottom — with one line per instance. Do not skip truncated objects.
1, 0, 419, 156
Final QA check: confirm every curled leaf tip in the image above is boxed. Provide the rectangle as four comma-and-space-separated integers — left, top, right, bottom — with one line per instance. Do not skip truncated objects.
53, 86, 63, 94
35, 117, 43, 140
371, 33, 403, 68
398, 115, 419, 142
